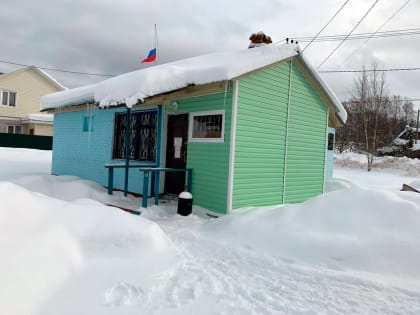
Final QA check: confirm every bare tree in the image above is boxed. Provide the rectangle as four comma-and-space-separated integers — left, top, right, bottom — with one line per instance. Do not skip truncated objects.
402, 99, 415, 125
352, 64, 388, 171
335, 67, 417, 164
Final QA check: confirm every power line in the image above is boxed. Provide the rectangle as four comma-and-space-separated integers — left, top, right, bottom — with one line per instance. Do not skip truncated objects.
0, 59, 115, 77
320, 67, 420, 73
1, 24, 417, 79
301, 0, 351, 53
317, 0, 382, 69
346, 98, 420, 103
342, 0, 411, 65
292, 27, 420, 42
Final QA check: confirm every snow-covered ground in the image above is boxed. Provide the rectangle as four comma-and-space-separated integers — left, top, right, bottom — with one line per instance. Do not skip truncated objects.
1, 148, 420, 314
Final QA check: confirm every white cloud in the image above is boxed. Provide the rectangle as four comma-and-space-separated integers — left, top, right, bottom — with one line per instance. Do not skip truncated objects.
0, 0, 419, 102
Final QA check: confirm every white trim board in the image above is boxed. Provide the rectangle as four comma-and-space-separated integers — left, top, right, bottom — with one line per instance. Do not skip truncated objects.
227, 80, 239, 213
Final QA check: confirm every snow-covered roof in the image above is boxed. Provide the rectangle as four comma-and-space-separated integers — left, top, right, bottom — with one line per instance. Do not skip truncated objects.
41, 44, 347, 124
21, 113, 54, 123
42, 84, 96, 109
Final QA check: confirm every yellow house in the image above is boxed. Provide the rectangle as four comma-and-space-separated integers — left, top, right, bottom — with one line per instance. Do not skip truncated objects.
0, 66, 65, 136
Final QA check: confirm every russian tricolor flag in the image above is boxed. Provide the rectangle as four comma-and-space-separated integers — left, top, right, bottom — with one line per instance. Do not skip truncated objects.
141, 48, 157, 63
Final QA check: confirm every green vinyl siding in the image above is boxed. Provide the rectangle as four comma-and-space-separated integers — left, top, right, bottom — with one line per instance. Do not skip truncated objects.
166, 88, 232, 214
232, 60, 328, 210
284, 62, 327, 203
232, 63, 290, 209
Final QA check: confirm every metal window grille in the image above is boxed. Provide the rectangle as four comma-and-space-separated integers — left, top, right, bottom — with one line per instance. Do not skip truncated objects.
112, 110, 157, 161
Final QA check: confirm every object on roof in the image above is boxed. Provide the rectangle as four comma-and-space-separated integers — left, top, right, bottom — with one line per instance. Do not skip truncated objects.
248, 31, 273, 48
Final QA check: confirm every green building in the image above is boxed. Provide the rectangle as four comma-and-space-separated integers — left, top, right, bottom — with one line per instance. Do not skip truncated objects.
42, 44, 346, 216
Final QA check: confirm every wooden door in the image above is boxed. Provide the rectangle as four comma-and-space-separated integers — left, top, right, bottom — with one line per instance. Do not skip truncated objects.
164, 114, 188, 194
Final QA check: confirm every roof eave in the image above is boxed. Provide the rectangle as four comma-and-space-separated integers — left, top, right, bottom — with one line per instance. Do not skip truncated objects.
0, 66, 66, 91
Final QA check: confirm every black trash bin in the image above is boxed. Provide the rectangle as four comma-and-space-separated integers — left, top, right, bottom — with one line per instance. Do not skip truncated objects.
177, 191, 193, 216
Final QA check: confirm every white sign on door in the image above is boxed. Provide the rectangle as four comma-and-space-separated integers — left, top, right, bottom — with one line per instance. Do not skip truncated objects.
174, 137, 182, 158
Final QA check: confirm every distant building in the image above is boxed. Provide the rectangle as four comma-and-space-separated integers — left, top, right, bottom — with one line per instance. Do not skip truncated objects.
0, 66, 65, 136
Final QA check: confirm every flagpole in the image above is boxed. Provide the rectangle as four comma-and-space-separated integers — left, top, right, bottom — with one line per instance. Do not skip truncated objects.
155, 24, 159, 64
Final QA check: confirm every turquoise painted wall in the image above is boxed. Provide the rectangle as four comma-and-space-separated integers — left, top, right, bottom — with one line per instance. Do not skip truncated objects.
233, 60, 328, 209
166, 88, 232, 214
52, 106, 158, 195
325, 127, 335, 179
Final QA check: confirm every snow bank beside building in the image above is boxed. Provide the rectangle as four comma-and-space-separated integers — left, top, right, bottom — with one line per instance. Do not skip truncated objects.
0, 182, 176, 315
0, 147, 51, 180
203, 187, 420, 279
335, 151, 420, 176
1, 148, 419, 314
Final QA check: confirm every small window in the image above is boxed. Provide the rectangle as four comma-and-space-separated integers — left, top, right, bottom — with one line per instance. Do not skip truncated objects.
7, 125, 22, 134
83, 115, 94, 132
9, 92, 16, 106
2, 92, 8, 106
2, 91, 16, 107
189, 110, 225, 142
327, 132, 334, 151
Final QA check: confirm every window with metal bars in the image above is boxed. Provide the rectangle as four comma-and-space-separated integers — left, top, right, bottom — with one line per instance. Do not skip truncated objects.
112, 110, 157, 162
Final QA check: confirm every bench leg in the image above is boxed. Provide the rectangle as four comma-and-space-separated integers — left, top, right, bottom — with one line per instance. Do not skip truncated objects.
187, 169, 192, 192
142, 171, 149, 208
107, 168, 114, 195
154, 171, 160, 206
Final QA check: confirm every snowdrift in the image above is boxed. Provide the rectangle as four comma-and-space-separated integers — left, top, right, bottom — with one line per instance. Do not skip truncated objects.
0, 182, 176, 315
13, 174, 113, 202
335, 151, 420, 176
203, 187, 420, 278
0, 147, 51, 180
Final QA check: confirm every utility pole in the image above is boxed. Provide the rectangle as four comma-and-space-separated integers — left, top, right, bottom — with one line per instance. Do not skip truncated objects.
416, 109, 419, 144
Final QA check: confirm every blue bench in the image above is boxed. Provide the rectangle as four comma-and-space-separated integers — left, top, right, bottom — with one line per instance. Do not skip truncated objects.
139, 167, 192, 208
105, 163, 157, 196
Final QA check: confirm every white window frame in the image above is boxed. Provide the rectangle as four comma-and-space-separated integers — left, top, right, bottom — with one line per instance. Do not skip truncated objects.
1, 90, 17, 107
188, 110, 225, 143
7, 125, 22, 134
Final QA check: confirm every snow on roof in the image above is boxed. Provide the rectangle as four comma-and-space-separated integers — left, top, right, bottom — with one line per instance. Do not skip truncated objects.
41, 84, 96, 109
41, 44, 346, 123
41, 44, 299, 110
21, 113, 54, 123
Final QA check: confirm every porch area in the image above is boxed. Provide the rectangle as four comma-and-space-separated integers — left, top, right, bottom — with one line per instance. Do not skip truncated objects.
105, 163, 192, 208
